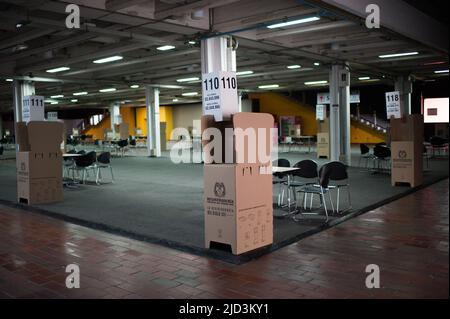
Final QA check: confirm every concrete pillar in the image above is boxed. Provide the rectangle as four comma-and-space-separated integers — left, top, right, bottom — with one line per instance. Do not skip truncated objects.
109, 103, 121, 135
13, 80, 35, 123
201, 36, 236, 74
395, 75, 413, 116
0, 113, 3, 139
329, 64, 351, 165
238, 91, 243, 112
146, 86, 161, 157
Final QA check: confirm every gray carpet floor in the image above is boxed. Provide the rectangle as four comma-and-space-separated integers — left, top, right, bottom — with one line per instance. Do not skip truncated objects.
0, 148, 448, 262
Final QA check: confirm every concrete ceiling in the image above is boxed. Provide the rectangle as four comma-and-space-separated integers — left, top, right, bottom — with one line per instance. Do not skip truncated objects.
0, 0, 448, 112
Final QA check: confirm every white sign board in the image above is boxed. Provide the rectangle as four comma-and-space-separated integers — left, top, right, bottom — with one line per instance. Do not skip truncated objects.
202, 71, 238, 121
47, 111, 58, 121
385, 91, 401, 119
316, 104, 326, 120
22, 95, 44, 122
317, 92, 360, 104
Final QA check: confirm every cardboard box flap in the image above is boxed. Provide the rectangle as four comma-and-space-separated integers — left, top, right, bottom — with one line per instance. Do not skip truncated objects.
27, 121, 64, 151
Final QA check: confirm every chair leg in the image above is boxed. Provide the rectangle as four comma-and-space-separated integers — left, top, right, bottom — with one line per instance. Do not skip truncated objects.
337, 188, 340, 213
321, 192, 329, 222
110, 166, 115, 183
328, 191, 335, 213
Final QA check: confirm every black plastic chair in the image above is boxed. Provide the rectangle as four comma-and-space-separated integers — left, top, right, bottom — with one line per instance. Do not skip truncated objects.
70, 151, 98, 184
327, 161, 352, 213
77, 150, 86, 155
294, 163, 333, 223
430, 136, 449, 157
359, 144, 375, 168
117, 139, 128, 157
284, 160, 319, 211
96, 152, 114, 183
272, 159, 291, 206
373, 145, 391, 171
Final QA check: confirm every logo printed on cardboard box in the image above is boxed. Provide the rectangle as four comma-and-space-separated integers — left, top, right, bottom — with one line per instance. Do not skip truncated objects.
214, 182, 226, 197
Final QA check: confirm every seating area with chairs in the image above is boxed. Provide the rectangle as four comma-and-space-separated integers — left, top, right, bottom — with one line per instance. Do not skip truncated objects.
273, 158, 351, 224
64, 150, 115, 185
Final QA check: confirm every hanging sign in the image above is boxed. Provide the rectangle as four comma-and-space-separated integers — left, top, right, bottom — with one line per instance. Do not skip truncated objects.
385, 91, 401, 119
47, 111, 58, 121
317, 91, 360, 104
202, 71, 238, 122
316, 104, 326, 120
22, 95, 45, 122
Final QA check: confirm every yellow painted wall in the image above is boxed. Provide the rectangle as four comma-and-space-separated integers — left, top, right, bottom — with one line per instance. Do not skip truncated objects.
84, 115, 110, 140
120, 107, 136, 137
249, 92, 386, 144
135, 106, 173, 141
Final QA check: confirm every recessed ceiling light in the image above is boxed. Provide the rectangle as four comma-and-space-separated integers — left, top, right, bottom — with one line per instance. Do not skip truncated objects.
314, 62, 320, 66
176, 77, 200, 82
434, 69, 449, 74
73, 91, 88, 96
157, 45, 175, 51
46, 66, 70, 73
287, 65, 301, 69
258, 84, 279, 89
305, 80, 328, 85
173, 98, 179, 102
188, 41, 196, 45
99, 88, 117, 93
358, 77, 371, 80
267, 16, 320, 29
181, 92, 198, 96
130, 84, 140, 89
236, 71, 254, 76
71, 99, 78, 102
93, 56, 123, 64
50, 102, 58, 105
378, 52, 419, 59
50, 95, 64, 98
5, 78, 13, 82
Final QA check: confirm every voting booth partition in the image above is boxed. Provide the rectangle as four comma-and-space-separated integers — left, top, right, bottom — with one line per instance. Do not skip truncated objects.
390, 114, 424, 187
202, 112, 274, 255
317, 118, 330, 159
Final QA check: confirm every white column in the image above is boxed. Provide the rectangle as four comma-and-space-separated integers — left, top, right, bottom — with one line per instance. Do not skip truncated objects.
238, 91, 243, 112
395, 75, 413, 115
109, 103, 121, 135
339, 66, 351, 166
146, 86, 161, 157
201, 37, 236, 74
329, 64, 341, 162
13, 80, 35, 123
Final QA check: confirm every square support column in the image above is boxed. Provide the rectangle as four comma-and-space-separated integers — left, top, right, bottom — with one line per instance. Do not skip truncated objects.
395, 76, 413, 116
13, 80, 35, 123
109, 103, 121, 135
146, 86, 161, 157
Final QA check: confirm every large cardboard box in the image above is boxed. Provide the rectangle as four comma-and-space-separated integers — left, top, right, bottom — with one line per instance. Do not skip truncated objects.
317, 133, 330, 158
16, 121, 64, 205
201, 112, 274, 164
390, 115, 424, 187
204, 163, 273, 255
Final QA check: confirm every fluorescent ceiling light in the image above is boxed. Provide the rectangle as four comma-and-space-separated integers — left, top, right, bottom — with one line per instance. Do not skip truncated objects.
50, 95, 64, 98
258, 84, 279, 89
130, 84, 140, 88
267, 16, 320, 29
5, 79, 13, 82
305, 80, 328, 85
71, 99, 78, 102
172, 98, 179, 102
188, 41, 196, 45
236, 71, 254, 76
358, 77, 371, 80
50, 102, 58, 105
378, 52, 418, 59
93, 56, 123, 64
314, 62, 320, 66
287, 65, 301, 69
434, 69, 449, 74
176, 77, 200, 82
181, 92, 198, 96
46, 66, 70, 73
73, 91, 88, 96
99, 88, 116, 93
157, 45, 175, 51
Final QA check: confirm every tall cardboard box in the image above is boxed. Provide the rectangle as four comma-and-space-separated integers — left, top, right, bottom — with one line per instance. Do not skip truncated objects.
202, 112, 274, 255
390, 115, 424, 187
204, 163, 273, 255
316, 118, 330, 159
16, 121, 64, 204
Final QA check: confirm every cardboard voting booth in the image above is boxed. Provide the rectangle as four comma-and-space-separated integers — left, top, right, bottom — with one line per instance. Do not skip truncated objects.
390, 115, 424, 187
16, 121, 64, 204
202, 112, 274, 255
317, 118, 330, 159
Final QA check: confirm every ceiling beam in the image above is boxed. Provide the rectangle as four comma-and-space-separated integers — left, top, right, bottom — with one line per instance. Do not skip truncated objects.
154, 0, 241, 20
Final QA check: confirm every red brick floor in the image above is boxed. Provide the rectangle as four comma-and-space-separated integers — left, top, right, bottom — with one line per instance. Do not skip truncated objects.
0, 179, 448, 299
